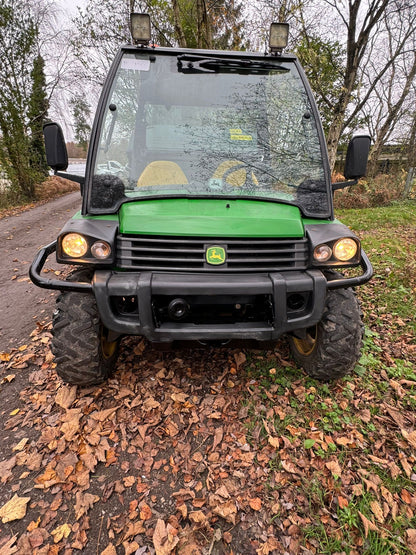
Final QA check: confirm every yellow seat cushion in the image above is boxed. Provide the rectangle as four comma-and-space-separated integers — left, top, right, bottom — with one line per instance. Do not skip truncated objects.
137, 161, 188, 187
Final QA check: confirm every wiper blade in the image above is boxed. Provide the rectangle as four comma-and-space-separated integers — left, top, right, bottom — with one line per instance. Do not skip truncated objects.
177, 55, 289, 74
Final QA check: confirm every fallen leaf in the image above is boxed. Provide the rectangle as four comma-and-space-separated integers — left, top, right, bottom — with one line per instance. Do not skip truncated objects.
100, 545, 117, 555
358, 511, 379, 538
55, 385, 77, 409
189, 510, 206, 524
268, 436, 280, 448
139, 503, 152, 521
12, 438, 28, 452
74, 492, 99, 520
406, 529, 416, 554
0, 494, 30, 523
249, 497, 262, 511
370, 500, 385, 524
402, 429, 416, 449
51, 523, 71, 543
152, 519, 179, 555
212, 500, 237, 524
0, 535, 17, 554
90, 406, 120, 421
326, 460, 342, 478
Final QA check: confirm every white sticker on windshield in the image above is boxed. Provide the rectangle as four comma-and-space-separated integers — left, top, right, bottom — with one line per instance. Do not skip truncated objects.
121, 58, 150, 71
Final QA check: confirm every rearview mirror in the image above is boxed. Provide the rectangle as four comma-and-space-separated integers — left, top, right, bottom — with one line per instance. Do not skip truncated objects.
43, 122, 68, 172
344, 135, 371, 180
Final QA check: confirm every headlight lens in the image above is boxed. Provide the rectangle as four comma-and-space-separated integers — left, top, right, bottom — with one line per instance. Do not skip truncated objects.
333, 238, 358, 261
91, 241, 111, 260
313, 244, 332, 262
62, 233, 88, 257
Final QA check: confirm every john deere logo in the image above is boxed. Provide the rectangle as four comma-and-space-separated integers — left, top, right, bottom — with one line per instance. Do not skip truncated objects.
206, 246, 226, 265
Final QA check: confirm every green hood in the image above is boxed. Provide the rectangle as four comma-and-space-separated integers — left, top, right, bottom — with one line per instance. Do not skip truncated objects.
119, 198, 304, 237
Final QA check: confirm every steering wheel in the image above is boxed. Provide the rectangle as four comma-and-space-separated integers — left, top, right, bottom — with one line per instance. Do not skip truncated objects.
212, 160, 259, 189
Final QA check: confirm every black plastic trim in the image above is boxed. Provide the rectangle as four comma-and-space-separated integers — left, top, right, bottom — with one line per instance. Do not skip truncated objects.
29, 242, 93, 292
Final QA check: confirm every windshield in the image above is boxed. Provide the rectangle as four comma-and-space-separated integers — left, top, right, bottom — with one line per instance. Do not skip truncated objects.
90, 51, 329, 216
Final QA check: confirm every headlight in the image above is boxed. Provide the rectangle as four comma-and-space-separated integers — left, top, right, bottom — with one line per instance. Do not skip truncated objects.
91, 241, 111, 260
62, 233, 88, 257
333, 238, 358, 261
313, 244, 332, 262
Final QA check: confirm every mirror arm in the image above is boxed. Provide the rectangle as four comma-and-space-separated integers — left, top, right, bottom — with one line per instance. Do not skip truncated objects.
56, 171, 85, 185
332, 179, 358, 191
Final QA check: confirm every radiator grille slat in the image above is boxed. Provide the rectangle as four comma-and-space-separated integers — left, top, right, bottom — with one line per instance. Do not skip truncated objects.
116, 235, 308, 272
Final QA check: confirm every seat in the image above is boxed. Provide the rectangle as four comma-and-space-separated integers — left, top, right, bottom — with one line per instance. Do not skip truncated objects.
212, 159, 258, 187
137, 161, 188, 188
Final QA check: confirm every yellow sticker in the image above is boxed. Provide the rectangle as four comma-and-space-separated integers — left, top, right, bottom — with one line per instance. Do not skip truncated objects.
230, 134, 253, 141
229, 128, 242, 134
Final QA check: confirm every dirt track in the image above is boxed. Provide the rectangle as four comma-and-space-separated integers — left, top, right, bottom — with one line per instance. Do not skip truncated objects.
0, 192, 81, 352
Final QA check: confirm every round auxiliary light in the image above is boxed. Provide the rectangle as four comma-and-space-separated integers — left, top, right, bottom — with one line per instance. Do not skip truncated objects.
313, 244, 332, 263
91, 241, 112, 260
62, 233, 88, 258
333, 238, 358, 261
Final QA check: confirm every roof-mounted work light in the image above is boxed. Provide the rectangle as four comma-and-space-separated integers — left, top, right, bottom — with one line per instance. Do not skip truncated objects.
130, 13, 151, 45
269, 23, 289, 54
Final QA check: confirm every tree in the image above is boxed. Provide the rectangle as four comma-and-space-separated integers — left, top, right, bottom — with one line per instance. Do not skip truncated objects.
0, 0, 41, 200
28, 54, 49, 177
72, 0, 247, 88
296, 35, 346, 135
69, 94, 91, 151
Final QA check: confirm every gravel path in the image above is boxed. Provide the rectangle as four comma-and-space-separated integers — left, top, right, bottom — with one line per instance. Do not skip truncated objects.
0, 192, 81, 351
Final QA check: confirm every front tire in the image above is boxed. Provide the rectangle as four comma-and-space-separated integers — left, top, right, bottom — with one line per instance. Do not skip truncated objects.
52, 269, 120, 385
288, 283, 363, 381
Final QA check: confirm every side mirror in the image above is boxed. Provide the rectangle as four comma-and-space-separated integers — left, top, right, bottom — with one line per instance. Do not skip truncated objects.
344, 135, 371, 180
43, 122, 68, 172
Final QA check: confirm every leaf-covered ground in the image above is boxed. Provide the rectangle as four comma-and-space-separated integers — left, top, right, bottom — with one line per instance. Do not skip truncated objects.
0, 200, 415, 555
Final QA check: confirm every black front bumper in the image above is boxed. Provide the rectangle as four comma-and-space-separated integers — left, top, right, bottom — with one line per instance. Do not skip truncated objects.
30, 241, 373, 342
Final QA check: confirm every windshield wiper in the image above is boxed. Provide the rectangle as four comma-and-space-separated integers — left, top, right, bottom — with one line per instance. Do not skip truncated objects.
177, 55, 289, 74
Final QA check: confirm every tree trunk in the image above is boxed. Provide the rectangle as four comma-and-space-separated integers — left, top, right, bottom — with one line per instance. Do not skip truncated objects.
172, 0, 187, 47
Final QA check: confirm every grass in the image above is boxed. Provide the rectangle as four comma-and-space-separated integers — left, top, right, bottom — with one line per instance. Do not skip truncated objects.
244, 199, 416, 554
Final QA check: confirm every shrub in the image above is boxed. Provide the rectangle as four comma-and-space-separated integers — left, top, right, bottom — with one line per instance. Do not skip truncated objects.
333, 172, 406, 209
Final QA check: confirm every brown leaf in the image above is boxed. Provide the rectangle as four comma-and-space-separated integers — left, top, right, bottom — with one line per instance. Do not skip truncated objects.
399, 453, 412, 478
90, 406, 120, 421
381, 486, 394, 506
338, 496, 349, 509
189, 511, 206, 524
170, 392, 188, 403
249, 497, 262, 511
142, 397, 160, 412
281, 460, 300, 475
370, 501, 385, 524
325, 460, 342, 478
0, 456, 16, 484
402, 429, 416, 449
406, 529, 416, 554
234, 351, 246, 370
212, 426, 223, 452
212, 500, 237, 524
0, 535, 17, 554
55, 385, 77, 409
268, 436, 280, 448
74, 492, 99, 520
152, 519, 179, 555
139, 503, 152, 521
358, 512, 379, 538
100, 545, 117, 555
0, 494, 30, 523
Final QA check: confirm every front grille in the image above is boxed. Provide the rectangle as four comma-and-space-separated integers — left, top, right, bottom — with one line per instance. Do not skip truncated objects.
116, 234, 308, 272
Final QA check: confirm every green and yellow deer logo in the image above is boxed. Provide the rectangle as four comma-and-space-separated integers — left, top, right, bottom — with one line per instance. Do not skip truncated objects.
206, 246, 226, 265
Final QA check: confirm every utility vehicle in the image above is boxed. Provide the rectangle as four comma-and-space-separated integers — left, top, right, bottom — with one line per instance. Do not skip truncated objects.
30, 16, 373, 385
